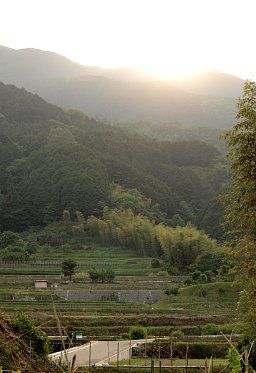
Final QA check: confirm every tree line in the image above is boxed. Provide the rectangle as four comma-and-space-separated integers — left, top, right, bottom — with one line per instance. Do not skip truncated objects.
0, 82, 227, 239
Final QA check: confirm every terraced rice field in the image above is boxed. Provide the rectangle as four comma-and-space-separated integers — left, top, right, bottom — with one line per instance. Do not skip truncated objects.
0, 243, 241, 343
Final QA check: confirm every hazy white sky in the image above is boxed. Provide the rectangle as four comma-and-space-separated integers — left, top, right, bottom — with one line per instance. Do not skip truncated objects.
1, 0, 256, 79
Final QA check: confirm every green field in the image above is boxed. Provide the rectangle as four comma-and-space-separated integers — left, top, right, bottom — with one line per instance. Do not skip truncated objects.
0, 243, 154, 276
0, 241, 241, 343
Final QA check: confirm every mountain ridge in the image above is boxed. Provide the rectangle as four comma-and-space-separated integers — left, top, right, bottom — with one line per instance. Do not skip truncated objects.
0, 45, 242, 127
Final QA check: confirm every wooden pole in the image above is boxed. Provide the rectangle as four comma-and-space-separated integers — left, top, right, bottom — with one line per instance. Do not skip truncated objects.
89, 341, 92, 371
145, 340, 147, 372
151, 357, 154, 373
170, 336, 173, 367
129, 339, 131, 373
71, 355, 76, 373
185, 343, 189, 373
244, 350, 249, 373
117, 341, 120, 371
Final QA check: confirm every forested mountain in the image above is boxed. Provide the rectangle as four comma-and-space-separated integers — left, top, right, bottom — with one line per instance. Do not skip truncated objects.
0, 46, 239, 128
0, 82, 227, 239
113, 121, 227, 153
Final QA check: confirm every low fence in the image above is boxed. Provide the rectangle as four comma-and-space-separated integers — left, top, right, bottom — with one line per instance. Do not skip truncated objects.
0, 364, 209, 373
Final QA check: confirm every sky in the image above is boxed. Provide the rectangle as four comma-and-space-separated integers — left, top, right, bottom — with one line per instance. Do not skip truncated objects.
1, 0, 256, 80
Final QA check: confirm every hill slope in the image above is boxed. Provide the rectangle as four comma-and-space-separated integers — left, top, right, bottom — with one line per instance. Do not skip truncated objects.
0, 82, 226, 237
0, 46, 238, 128
169, 69, 244, 98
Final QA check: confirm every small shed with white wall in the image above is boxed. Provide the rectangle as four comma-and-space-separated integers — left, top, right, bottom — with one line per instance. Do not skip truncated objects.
34, 280, 48, 289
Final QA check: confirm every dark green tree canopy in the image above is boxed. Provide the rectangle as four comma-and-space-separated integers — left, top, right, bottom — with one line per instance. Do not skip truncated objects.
224, 80, 256, 337
0, 81, 225, 239
224, 80, 256, 237
61, 258, 77, 280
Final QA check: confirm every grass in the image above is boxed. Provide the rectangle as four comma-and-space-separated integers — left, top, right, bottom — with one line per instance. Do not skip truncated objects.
0, 244, 153, 276
116, 357, 228, 367
108, 357, 229, 373
0, 239, 241, 342
154, 282, 240, 317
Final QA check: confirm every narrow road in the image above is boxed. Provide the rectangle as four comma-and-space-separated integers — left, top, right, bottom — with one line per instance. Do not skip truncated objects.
49, 339, 154, 368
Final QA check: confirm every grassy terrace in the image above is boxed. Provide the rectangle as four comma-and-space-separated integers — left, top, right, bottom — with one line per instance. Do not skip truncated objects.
0, 244, 155, 276
0, 243, 186, 290
0, 243, 241, 340
0, 272, 240, 338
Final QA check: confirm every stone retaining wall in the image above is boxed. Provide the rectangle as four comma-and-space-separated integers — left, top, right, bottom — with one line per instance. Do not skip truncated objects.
56, 289, 164, 304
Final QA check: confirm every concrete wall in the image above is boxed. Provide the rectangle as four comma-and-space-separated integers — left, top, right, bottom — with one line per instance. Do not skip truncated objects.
56, 289, 164, 304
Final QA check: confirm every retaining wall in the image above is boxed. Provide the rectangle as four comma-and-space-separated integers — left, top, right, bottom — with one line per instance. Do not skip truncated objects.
56, 289, 164, 304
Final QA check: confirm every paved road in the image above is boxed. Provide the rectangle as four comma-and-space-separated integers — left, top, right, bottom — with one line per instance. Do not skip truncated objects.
49, 339, 154, 368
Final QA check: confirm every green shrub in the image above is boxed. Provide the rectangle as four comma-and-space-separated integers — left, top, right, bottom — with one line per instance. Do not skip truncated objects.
198, 273, 208, 283
196, 252, 225, 274
10, 312, 49, 357
202, 323, 219, 335
156, 270, 168, 276
218, 264, 231, 280
0, 344, 13, 369
165, 287, 179, 296
179, 325, 202, 336
0, 231, 21, 249
73, 271, 89, 281
130, 326, 147, 339
204, 270, 214, 283
121, 332, 130, 339
186, 342, 228, 358
151, 258, 161, 268
89, 269, 115, 283
166, 266, 180, 275
171, 329, 184, 338
226, 348, 242, 373
141, 341, 229, 359
192, 270, 202, 281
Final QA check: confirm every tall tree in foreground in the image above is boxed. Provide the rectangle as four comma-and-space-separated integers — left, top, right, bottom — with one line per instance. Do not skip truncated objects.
224, 80, 256, 338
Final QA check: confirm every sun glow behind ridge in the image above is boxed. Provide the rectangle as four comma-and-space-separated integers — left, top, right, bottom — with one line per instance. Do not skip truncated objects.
135, 59, 205, 79
1, 0, 256, 81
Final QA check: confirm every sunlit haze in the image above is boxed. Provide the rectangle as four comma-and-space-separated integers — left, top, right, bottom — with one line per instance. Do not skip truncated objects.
1, 0, 256, 80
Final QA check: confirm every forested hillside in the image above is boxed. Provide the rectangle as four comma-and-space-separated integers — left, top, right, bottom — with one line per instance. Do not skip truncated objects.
0, 82, 227, 239
0, 46, 239, 128
113, 120, 227, 153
